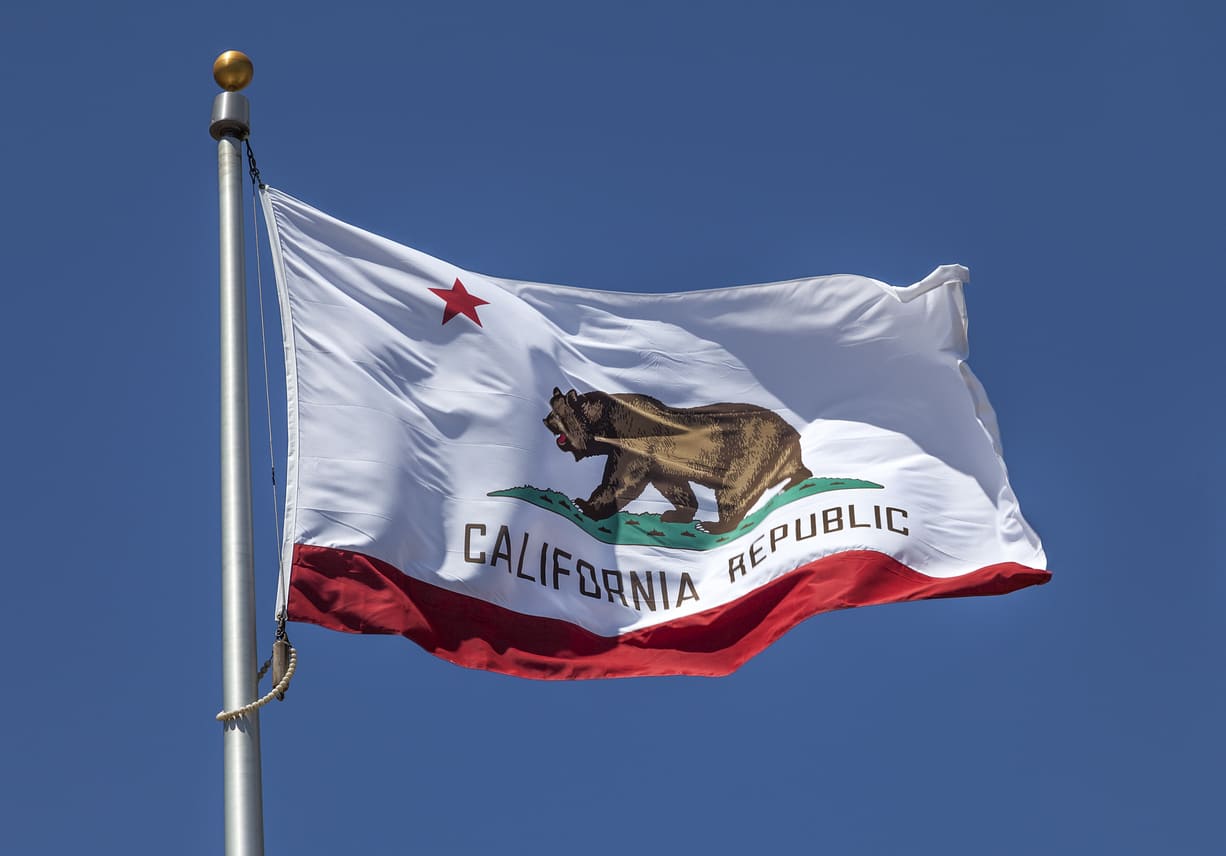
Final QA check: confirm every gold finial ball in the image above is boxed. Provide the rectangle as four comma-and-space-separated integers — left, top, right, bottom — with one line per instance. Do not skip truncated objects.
213, 51, 254, 92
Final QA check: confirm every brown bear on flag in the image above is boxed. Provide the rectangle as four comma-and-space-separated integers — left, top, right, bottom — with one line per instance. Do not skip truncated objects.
543, 387, 812, 535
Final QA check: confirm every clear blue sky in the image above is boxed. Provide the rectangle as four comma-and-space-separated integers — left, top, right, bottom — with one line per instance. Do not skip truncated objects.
3, 2, 1222, 853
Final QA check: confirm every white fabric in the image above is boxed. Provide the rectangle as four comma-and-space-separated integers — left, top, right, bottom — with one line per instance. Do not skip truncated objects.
262, 187, 1045, 635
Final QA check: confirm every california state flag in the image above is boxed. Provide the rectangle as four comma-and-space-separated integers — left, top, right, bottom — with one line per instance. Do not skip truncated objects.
262, 187, 1048, 679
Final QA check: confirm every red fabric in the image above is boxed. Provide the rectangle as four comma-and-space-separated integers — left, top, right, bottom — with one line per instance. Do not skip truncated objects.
288, 543, 1050, 679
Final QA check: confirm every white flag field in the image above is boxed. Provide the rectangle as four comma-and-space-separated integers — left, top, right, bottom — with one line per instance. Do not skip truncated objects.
262, 187, 1049, 679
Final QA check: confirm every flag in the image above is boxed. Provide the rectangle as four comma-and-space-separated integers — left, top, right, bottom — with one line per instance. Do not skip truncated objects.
261, 186, 1049, 680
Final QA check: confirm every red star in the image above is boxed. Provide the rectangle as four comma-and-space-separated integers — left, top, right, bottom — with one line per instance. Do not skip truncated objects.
428, 278, 490, 327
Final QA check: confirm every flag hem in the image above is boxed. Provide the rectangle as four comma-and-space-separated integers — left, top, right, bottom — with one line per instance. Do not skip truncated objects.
260, 187, 303, 618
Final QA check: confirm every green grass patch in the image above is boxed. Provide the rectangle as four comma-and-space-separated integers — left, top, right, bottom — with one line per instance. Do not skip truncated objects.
488, 477, 883, 552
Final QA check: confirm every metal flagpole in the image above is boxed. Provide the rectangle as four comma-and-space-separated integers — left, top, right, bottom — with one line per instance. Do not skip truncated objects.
210, 50, 265, 856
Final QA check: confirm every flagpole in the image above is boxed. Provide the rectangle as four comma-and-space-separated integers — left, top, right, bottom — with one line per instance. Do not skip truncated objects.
210, 50, 265, 856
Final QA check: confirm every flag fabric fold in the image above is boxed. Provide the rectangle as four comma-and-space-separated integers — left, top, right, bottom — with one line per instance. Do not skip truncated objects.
261, 186, 1048, 679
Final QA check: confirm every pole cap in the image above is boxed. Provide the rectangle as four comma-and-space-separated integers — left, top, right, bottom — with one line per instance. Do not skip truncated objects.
210, 91, 250, 140
213, 51, 254, 92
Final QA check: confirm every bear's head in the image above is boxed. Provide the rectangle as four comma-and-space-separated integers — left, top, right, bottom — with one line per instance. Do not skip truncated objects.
543, 386, 593, 461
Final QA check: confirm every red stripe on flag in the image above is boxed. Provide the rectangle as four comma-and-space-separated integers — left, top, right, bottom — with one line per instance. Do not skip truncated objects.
287, 544, 1049, 679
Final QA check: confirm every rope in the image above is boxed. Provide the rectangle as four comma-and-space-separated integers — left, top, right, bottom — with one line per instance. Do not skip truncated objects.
215, 138, 299, 726
216, 645, 298, 722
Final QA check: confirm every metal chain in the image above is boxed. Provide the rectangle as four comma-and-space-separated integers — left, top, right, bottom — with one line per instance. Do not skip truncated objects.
246, 139, 265, 189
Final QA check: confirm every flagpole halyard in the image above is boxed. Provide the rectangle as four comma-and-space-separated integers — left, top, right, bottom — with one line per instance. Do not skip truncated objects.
211, 49, 265, 856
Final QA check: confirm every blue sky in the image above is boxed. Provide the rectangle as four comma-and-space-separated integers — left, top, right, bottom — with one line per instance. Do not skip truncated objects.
3, 2, 1223, 853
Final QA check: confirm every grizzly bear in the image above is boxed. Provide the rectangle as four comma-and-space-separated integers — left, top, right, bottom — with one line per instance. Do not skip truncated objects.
542, 386, 812, 535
